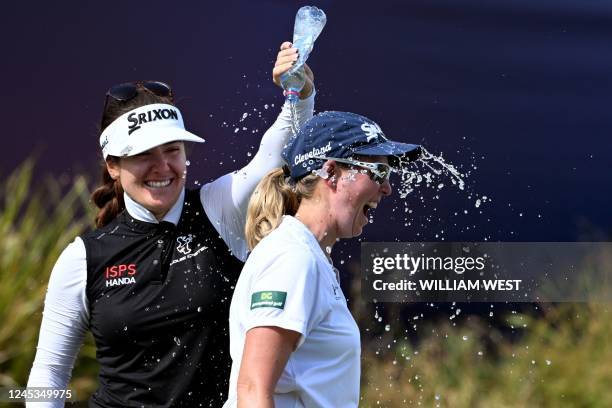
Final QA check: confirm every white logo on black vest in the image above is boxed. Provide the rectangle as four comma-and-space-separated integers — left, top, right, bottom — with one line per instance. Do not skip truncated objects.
176, 234, 194, 255
361, 122, 387, 142
170, 234, 208, 266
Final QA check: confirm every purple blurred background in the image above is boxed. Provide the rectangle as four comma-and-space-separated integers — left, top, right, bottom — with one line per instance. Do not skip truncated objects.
2, 0, 611, 243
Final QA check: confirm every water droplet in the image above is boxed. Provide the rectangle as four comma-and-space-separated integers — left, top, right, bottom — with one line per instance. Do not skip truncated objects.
185, 160, 191, 166
462, 335, 468, 341
384, 324, 391, 332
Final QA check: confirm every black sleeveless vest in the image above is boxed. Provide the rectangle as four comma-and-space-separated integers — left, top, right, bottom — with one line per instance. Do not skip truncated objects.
82, 189, 243, 407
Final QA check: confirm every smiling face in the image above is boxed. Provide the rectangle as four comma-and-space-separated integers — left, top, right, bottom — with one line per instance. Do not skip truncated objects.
331, 155, 392, 238
106, 141, 186, 220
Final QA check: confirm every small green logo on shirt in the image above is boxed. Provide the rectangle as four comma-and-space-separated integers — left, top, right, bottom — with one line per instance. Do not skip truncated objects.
251, 291, 287, 310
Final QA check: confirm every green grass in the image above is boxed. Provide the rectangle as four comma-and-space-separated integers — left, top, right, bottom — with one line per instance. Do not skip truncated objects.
0, 160, 99, 398
360, 303, 612, 407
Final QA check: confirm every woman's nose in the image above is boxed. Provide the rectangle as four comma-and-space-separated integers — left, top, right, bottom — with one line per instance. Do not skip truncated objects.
145, 152, 171, 173
380, 178, 392, 196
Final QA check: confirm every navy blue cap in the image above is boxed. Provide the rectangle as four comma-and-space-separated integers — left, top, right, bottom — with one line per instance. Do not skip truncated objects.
282, 111, 421, 180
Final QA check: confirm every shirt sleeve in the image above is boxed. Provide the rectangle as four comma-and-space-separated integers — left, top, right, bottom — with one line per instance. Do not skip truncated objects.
26, 237, 89, 408
244, 246, 329, 349
200, 91, 315, 262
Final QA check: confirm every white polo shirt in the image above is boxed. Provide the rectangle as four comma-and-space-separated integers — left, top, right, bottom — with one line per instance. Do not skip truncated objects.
224, 216, 361, 408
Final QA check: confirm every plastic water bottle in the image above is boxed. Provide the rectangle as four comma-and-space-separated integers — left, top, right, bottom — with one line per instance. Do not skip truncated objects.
281, 6, 327, 102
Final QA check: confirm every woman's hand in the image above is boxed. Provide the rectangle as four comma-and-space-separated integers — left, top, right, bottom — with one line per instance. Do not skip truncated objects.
272, 41, 314, 99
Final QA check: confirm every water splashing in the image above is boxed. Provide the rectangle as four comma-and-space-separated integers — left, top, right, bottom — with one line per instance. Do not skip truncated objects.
396, 147, 466, 198
289, 100, 301, 137
311, 165, 330, 179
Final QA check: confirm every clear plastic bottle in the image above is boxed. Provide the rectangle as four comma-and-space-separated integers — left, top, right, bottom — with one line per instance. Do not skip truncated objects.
281, 6, 327, 102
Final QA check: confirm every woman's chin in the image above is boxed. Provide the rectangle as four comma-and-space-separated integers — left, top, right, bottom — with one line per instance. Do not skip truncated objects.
351, 223, 365, 238
141, 195, 178, 218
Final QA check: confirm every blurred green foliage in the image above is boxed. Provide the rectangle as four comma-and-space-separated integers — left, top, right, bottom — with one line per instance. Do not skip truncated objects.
0, 160, 99, 399
361, 303, 612, 407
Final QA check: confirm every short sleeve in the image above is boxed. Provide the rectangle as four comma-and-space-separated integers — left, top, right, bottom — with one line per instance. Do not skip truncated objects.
244, 248, 328, 348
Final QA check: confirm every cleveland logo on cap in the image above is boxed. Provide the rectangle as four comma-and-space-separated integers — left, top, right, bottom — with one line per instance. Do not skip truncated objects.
294, 141, 332, 165
127, 107, 179, 135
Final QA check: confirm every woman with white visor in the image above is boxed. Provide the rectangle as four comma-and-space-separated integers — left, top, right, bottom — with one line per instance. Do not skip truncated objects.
27, 42, 315, 407
224, 111, 421, 407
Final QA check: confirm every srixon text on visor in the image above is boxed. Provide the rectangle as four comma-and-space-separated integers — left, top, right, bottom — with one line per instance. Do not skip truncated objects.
128, 107, 179, 135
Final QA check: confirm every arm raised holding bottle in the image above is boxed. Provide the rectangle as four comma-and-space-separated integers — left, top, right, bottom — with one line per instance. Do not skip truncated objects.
273, 41, 314, 100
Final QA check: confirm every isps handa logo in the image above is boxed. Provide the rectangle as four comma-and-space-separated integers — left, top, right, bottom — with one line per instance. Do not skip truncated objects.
104, 264, 137, 287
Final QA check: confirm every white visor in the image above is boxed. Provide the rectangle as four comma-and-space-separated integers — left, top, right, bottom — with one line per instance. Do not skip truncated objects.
99, 103, 204, 159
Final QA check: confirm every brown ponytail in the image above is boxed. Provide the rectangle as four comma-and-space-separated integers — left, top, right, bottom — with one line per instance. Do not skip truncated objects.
92, 81, 174, 228
245, 168, 319, 250
91, 158, 125, 228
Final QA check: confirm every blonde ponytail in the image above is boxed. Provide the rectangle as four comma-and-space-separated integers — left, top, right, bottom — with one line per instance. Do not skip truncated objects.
245, 167, 319, 250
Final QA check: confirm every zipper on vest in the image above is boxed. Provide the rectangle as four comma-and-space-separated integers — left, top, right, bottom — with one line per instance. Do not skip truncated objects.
151, 221, 176, 284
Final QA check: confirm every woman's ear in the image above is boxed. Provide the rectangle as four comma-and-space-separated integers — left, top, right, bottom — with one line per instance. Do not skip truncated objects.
325, 160, 339, 189
106, 158, 120, 180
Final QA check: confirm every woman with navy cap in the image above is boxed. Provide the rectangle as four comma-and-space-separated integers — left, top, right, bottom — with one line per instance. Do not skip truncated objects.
224, 111, 421, 407
27, 42, 314, 407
